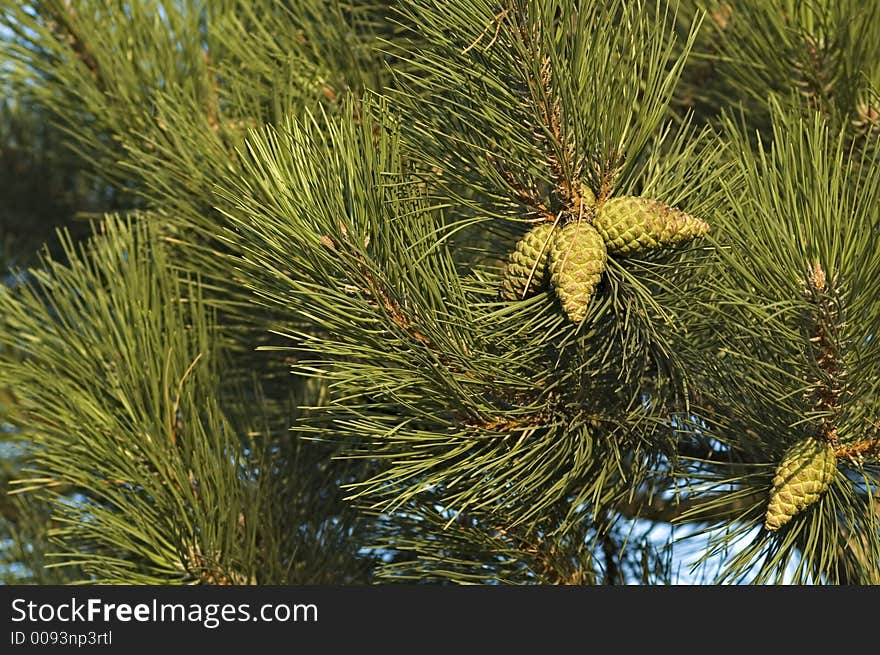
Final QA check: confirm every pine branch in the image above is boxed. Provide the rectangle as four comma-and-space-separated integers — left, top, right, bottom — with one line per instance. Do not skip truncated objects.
389, 0, 703, 221
684, 0, 880, 141
672, 103, 880, 582
0, 216, 376, 583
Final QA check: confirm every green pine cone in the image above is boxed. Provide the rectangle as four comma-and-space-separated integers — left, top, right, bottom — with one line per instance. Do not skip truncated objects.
549, 221, 607, 323
501, 223, 556, 300
592, 196, 710, 257
764, 438, 837, 531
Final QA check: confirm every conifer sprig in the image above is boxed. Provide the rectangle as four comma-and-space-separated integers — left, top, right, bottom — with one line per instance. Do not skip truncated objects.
0, 217, 256, 582
0, 217, 376, 584
673, 104, 880, 583
680, 0, 880, 139
389, 0, 703, 221
211, 96, 702, 529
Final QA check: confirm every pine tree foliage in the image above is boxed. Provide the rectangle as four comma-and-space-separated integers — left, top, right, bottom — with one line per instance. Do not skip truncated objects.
676, 0, 880, 148
0, 217, 375, 583
673, 106, 880, 583
2, 54, 117, 585
2, 1, 391, 583
0, 0, 878, 584
391, 0, 703, 216
366, 496, 674, 584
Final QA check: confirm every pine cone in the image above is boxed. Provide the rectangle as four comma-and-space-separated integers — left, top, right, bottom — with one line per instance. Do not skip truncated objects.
764, 437, 837, 531
592, 196, 709, 256
549, 221, 607, 323
501, 222, 556, 300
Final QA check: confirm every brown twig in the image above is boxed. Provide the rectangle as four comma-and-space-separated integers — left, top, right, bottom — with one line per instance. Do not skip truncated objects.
185, 542, 256, 585
594, 156, 622, 205
487, 522, 591, 585
601, 531, 618, 585
500, 3, 584, 219
363, 269, 433, 348
469, 411, 550, 432
803, 262, 845, 447
792, 33, 838, 115
536, 56, 582, 215
320, 232, 432, 347
834, 435, 880, 463
488, 153, 557, 222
